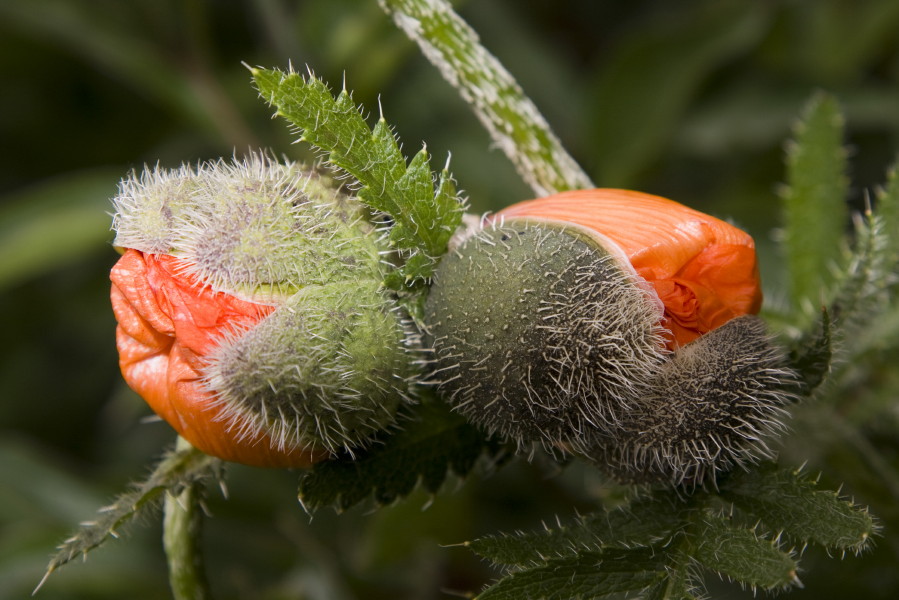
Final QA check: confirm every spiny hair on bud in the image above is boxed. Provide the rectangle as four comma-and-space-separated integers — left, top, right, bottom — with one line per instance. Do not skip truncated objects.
587, 315, 798, 486
203, 279, 419, 455
424, 219, 669, 452
111, 151, 385, 301
111, 163, 198, 254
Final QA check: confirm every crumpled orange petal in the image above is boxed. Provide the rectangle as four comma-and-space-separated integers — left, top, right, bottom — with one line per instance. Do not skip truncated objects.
496, 189, 762, 347
110, 249, 328, 467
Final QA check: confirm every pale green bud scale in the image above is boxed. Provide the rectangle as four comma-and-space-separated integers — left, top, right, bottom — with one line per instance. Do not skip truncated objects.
205, 280, 416, 454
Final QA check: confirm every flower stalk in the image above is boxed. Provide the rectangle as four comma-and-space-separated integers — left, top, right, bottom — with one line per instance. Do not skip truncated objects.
378, 0, 594, 196
163, 438, 213, 600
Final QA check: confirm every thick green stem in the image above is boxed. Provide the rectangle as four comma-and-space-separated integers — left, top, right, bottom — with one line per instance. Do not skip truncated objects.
378, 0, 594, 196
163, 438, 213, 600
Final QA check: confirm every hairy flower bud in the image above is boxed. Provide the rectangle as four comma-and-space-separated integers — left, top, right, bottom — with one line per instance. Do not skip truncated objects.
426, 190, 796, 485
110, 154, 417, 467
496, 189, 762, 347
425, 220, 669, 449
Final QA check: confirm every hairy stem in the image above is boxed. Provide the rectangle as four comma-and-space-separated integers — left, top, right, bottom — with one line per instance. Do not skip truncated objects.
163, 438, 213, 600
378, 0, 594, 196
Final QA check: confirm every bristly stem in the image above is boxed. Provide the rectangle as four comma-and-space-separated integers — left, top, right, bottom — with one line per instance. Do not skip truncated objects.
378, 0, 594, 196
163, 437, 213, 600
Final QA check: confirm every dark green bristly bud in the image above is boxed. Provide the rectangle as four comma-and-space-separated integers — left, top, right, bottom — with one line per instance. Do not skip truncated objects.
425, 220, 669, 452
588, 315, 798, 486
425, 218, 797, 486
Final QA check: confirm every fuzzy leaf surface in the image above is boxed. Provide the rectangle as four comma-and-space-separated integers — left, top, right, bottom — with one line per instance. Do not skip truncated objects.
41, 445, 221, 585
298, 399, 502, 512
719, 463, 876, 552
475, 547, 674, 600
691, 514, 798, 591
781, 91, 849, 315
252, 67, 463, 283
834, 209, 899, 357
468, 494, 686, 569
789, 308, 833, 393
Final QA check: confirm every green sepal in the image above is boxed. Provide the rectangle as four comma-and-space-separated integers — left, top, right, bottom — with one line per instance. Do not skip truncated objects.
719, 463, 877, 552
297, 396, 504, 512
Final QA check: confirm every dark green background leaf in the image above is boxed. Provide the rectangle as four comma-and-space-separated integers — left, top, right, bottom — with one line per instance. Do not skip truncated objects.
476, 548, 672, 600
298, 399, 503, 512
720, 464, 876, 552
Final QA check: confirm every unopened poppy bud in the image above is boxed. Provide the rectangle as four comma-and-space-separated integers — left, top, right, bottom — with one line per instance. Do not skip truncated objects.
425, 220, 669, 450
496, 189, 763, 347
426, 189, 795, 485
110, 154, 417, 468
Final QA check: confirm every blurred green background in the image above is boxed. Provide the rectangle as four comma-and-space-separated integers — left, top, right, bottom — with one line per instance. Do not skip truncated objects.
1, 1, 898, 598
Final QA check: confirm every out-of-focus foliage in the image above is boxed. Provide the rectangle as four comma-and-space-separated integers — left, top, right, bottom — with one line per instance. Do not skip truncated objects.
2, 1, 899, 599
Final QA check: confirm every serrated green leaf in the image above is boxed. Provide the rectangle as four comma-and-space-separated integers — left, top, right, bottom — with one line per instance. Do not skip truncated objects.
691, 514, 798, 591
789, 307, 833, 393
468, 494, 686, 569
829, 210, 893, 352
297, 399, 502, 512
782, 92, 849, 315
41, 444, 221, 587
252, 66, 464, 281
476, 547, 672, 600
719, 463, 876, 552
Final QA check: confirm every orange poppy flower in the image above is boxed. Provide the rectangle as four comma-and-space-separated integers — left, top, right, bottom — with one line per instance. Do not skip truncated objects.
111, 249, 328, 468
495, 189, 762, 347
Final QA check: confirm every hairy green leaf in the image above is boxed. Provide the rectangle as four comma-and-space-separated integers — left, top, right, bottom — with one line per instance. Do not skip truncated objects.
252, 66, 464, 283
829, 210, 894, 355
691, 514, 798, 591
642, 561, 699, 600
789, 307, 833, 394
297, 399, 503, 512
831, 158, 899, 358
39, 444, 221, 591
378, 0, 593, 196
476, 547, 673, 600
719, 463, 876, 552
781, 92, 849, 315
468, 494, 686, 569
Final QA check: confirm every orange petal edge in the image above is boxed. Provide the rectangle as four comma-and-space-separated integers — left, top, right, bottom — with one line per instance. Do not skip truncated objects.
110, 249, 329, 468
495, 189, 762, 348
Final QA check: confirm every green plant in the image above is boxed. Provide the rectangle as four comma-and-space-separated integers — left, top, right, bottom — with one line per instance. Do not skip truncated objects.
28, 1, 899, 599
